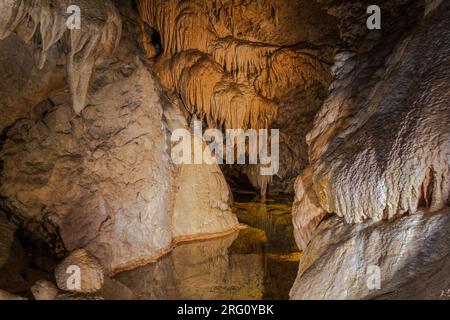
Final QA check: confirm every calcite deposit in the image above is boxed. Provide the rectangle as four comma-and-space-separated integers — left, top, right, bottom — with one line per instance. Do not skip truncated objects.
290, 209, 450, 300
0, 0, 449, 301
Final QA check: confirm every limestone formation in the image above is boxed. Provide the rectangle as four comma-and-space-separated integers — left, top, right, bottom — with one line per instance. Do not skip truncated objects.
0, 0, 449, 301
137, 0, 339, 191
30, 280, 59, 300
0, 57, 174, 273
55, 249, 104, 293
293, 0, 450, 247
0, 1, 238, 275
290, 209, 450, 300
292, 167, 326, 251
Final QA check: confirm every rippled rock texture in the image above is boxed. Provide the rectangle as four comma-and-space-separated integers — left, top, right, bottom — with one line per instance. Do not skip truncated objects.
137, 0, 339, 193
291, 0, 450, 299
293, 0, 450, 247
290, 209, 450, 300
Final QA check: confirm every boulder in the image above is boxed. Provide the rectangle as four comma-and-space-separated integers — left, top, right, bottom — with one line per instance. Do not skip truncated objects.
55, 249, 104, 293
30, 280, 59, 300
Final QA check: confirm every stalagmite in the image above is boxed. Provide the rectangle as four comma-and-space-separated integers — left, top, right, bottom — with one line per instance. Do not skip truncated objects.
291, 167, 326, 250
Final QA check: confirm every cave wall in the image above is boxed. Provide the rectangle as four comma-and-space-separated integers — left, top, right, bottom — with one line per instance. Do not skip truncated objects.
0, 0, 238, 274
291, 208, 450, 300
291, 0, 450, 299
293, 0, 450, 249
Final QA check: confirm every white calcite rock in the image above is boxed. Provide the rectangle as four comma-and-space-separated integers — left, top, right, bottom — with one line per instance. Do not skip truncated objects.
290, 209, 450, 300
292, 166, 326, 251
293, 0, 450, 245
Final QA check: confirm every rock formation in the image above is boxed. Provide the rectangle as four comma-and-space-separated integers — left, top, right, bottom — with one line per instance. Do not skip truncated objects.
0, 0, 449, 301
290, 209, 450, 300
0, 212, 16, 268
291, 0, 450, 299
293, 0, 450, 247
30, 280, 59, 300
0, 0, 238, 276
55, 249, 104, 293
0, 0, 122, 114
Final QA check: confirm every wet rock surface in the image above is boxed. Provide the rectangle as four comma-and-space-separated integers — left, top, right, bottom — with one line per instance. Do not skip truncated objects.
291, 209, 450, 300
116, 225, 301, 300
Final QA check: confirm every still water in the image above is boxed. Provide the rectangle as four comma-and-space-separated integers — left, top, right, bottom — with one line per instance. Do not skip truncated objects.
115, 192, 300, 300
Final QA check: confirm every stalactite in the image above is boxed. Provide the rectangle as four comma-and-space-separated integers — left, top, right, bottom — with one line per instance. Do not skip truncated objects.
255, 47, 333, 100
209, 37, 278, 78
156, 50, 277, 130
136, 0, 333, 133
136, 0, 216, 56
0, 0, 122, 114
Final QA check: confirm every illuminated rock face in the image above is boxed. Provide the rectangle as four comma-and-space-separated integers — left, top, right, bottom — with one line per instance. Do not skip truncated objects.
291, 0, 450, 299
293, 0, 450, 247
290, 209, 450, 300
0, 2, 237, 274
0, 0, 122, 114
0, 0, 449, 300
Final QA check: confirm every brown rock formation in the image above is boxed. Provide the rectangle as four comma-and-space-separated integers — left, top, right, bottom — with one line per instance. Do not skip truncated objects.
0, 0, 449, 301
55, 249, 104, 293
290, 0, 450, 299
30, 279, 59, 300
0, 1, 238, 275
137, 0, 339, 192
0, 0, 122, 114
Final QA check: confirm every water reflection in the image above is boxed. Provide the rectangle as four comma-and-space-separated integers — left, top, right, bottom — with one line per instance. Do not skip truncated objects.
115, 194, 300, 300
233, 191, 298, 253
